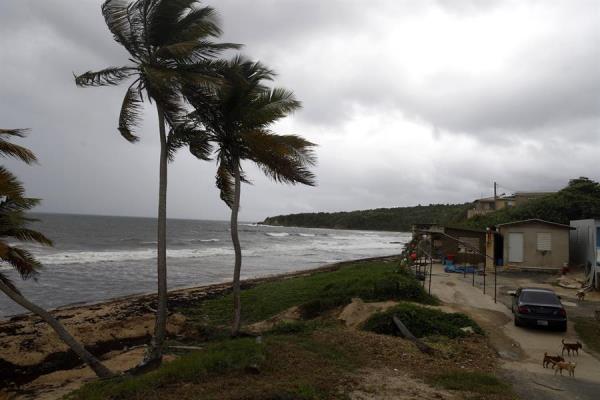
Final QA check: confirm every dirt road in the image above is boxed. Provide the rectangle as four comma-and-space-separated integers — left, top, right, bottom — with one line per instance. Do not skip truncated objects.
429, 264, 600, 400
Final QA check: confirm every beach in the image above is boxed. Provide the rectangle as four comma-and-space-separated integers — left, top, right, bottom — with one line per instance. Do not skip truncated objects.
1, 214, 409, 317
0, 255, 399, 398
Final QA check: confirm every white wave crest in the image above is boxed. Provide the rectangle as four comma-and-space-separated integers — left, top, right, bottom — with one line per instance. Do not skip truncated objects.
37, 247, 235, 265
265, 232, 289, 237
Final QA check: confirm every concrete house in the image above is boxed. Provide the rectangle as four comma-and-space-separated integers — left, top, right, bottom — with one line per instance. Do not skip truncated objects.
467, 192, 552, 219
569, 219, 600, 289
497, 219, 571, 270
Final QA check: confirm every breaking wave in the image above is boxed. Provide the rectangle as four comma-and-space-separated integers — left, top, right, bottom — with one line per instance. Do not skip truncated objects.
37, 247, 235, 265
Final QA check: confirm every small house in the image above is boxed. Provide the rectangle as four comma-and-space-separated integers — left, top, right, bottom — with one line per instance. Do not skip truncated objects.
467, 192, 552, 219
414, 225, 486, 266
569, 219, 600, 289
497, 219, 572, 270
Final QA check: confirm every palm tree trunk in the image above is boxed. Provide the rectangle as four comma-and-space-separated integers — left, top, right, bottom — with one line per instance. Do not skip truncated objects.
146, 105, 168, 363
0, 280, 114, 378
230, 163, 243, 336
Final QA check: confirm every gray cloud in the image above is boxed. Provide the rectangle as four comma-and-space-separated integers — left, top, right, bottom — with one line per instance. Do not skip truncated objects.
0, 0, 598, 222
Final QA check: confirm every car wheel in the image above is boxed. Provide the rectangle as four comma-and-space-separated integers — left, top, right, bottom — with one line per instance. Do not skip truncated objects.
514, 317, 521, 327
558, 322, 567, 332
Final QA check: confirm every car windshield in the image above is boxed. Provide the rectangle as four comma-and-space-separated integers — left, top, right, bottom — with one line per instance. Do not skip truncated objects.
520, 291, 560, 305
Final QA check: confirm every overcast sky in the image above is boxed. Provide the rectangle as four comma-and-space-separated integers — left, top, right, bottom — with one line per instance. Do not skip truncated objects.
0, 0, 598, 221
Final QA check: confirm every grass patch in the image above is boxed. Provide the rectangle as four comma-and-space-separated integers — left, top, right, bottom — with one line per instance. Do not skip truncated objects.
66, 338, 264, 400
362, 303, 483, 338
267, 320, 318, 335
573, 316, 600, 354
180, 260, 438, 327
429, 371, 510, 394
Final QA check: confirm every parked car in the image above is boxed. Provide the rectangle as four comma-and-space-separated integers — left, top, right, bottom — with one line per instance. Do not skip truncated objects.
510, 287, 567, 331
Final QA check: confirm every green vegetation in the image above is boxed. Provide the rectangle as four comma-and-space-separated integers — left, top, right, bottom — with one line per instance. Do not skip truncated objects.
465, 177, 600, 229
262, 177, 600, 231
179, 260, 438, 327
69, 260, 511, 400
362, 303, 482, 338
573, 317, 600, 354
261, 203, 470, 231
66, 338, 265, 400
428, 371, 510, 394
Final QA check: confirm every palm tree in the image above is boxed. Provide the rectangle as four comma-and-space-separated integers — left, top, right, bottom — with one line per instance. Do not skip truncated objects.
75, 0, 239, 364
0, 128, 114, 378
182, 57, 316, 335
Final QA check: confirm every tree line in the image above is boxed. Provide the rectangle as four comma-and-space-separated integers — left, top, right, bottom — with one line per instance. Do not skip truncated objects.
463, 177, 600, 229
263, 177, 600, 232
262, 203, 471, 231
1, 0, 316, 378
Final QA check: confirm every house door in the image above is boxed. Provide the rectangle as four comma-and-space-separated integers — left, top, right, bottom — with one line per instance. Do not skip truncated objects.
508, 233, 524, 263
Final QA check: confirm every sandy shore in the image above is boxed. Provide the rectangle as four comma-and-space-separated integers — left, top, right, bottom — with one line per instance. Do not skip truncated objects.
0, 254, 399, 397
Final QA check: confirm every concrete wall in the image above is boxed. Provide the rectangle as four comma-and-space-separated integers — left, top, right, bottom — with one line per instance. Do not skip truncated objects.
499, 222, 569, 270
570, 219, 600, 289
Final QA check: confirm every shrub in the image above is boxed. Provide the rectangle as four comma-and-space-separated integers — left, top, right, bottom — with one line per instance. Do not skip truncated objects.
298, 295, 352, 319
362, 303, 482, 338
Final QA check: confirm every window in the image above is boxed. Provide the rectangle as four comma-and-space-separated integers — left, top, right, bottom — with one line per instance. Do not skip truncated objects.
537, 232, 552, 251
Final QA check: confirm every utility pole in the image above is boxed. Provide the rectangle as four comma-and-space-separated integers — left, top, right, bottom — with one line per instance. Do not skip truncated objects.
493, 181, 497, 210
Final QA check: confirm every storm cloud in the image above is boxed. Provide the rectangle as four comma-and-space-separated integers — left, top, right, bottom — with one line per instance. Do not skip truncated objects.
0, 0, 598, 221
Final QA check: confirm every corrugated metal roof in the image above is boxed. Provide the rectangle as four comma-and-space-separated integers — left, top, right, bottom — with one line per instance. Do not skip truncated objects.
496, 218, 573, 229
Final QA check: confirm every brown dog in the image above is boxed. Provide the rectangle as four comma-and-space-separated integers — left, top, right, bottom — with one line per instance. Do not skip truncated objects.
543, 352, 565, 368
576, 290, 585, 301
554, 361, 576, 376
562, 339, 583, 356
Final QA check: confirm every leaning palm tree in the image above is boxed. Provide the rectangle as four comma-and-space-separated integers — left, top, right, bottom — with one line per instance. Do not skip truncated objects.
0, 128, 114, 378
181, 57, 316, 335
75, 0, 239, 364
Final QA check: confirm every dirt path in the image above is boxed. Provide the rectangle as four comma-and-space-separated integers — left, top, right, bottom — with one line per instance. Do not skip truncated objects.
429, 264, 600, 400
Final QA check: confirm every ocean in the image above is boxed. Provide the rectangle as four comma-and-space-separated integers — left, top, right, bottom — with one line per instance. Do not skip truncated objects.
0, 213, 410, 317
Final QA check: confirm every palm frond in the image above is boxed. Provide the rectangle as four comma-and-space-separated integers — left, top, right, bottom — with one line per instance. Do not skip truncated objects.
1, 246, 41, 280
3, 228, 52, 246
0, 197, 40, 219
118, 84, 144, 142
0, 167, 25, 198
168, 121, 213, 161
102, 0, 145, 59
244, 88, 301, 128
165, 5, 222, 44
0, 130, 37, 164
215, 162, 235, 208
149, 0, 199, 46
75, 66, 137, 87
0, 128, 29, 138
157, 41, 240, 62
244, 131, 317, 186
